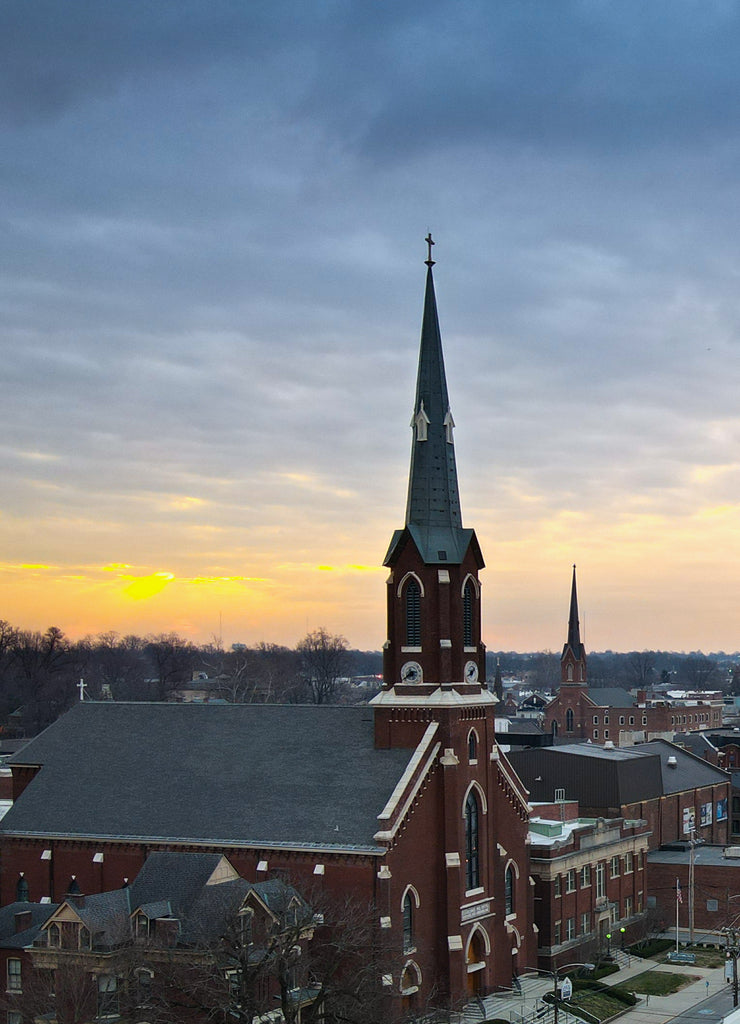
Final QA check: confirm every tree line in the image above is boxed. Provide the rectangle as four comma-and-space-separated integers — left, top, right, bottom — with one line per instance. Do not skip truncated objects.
0, 622, 383, 737
487, 649, 740, 694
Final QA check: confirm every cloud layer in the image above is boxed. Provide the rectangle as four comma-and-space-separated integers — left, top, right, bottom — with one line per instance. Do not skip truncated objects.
4, 1, 740, 651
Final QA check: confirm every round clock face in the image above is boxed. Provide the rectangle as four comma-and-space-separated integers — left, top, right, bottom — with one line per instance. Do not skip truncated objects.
401, 661, 423, 684
464, 660, 479, 684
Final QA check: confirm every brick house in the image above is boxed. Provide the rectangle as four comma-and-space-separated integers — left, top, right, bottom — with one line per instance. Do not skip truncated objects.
0, 248, 534, 1015
0, 851, 315, 1024
528, 801, 651, 970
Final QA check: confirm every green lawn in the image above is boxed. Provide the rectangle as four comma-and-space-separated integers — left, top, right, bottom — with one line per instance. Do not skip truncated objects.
561, 990, 628, 1022
615, 971, 701, 996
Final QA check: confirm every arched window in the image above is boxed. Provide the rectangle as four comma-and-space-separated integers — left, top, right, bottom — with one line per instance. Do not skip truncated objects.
48, 923, 61, 948
16, 875, 29, 902
405, 579, 421, 646
402, 892, 414, 952
505, 866, 515, 915
551, 720, 558, 737
468, 730, 477, 762
463, 580, 475, 646
465, 791, 480, 890
566, 708, 574, 732
567, 664, 574, 681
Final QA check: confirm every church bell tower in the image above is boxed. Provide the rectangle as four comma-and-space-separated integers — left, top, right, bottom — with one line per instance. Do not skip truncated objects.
377, 238, 489, 700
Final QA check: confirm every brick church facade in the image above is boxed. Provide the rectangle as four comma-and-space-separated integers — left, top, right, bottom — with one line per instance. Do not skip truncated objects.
0, 244, 535, 1016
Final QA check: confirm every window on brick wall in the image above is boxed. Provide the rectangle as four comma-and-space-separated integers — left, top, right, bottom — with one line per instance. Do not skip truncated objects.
7, 959, 21, 992
554, 921, 561, 945
405, 579, 421, 646
624, 852, 633, 873
610, 856, 620, 878
465, 791, 480, 891
595, 863, 605, 899
580, 865, 591, 887
566, 918, 576, 941
625, 897, 633, 918
581, 911, 590, 935
565, 869, 576, 893
554, 876, 561, 898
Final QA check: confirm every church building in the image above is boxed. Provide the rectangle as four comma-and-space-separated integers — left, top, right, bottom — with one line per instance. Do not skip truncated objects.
0, 242, 534, 1014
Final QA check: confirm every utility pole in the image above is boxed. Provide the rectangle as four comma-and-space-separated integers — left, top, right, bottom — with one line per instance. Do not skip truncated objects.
723, 927, 739, 1008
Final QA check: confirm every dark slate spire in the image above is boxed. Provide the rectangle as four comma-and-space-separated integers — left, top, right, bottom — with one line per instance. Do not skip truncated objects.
567, 564, 581, 652
405, 255, 462, 534
384, 238, 482, 568
561, 564, 587, 683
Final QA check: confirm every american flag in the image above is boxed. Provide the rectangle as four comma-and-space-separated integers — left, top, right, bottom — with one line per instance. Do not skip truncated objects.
677, 879, 683, 904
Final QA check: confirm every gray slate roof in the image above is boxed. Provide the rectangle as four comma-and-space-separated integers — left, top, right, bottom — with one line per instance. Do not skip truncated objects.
583, 687, 636, 708
508, 739, 728, 811
0, 901, 58, 949
630, 739, 729, 795
2, 703, 413, 852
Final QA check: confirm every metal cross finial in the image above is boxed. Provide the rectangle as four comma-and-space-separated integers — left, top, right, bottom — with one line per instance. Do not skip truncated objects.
78, 678, 87, 702
425, 232, 435, 267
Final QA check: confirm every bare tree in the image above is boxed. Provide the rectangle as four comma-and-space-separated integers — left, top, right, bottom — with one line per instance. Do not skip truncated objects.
144, 633, 197, 700
297, 628, 350, 705
626, 650, 655, 688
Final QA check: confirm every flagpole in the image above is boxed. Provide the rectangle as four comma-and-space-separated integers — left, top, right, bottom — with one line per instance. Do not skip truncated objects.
676, 879, 680, 954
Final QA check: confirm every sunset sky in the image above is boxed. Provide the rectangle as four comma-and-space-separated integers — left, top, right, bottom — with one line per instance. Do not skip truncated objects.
4, 1, 740, 653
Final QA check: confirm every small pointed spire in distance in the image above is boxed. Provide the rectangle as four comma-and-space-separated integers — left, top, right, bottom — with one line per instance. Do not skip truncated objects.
568, 564, 581, 651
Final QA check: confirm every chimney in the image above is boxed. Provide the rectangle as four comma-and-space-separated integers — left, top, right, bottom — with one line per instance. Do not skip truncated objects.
14, 910, 32, 934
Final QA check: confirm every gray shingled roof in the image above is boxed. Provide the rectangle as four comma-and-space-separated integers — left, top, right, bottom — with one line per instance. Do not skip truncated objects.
2, 703, 413, 852
583, 687, 636, 708
0, 902, 58, 949
630, 739, 728, 795
130, 852, 226, 915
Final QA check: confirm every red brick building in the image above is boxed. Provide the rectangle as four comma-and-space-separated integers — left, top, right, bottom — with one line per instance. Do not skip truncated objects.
528, 801, 651, 969
0, 247, 534, 1016
647, 844, 740, 936
509, 740, 730, 851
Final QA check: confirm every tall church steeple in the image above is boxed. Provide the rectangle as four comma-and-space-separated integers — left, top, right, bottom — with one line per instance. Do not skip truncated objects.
379, 239, 487, 697
561, 565, 587, 686
405, 262, 463, 540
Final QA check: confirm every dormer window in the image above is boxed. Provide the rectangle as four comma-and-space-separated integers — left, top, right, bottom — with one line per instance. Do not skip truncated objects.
412, 401, 430, 442
443, 407, 455, 443
80, 926, 91, 950
135, 914, 149, 940
48, 923, 61, 948
239, 908, 254, 945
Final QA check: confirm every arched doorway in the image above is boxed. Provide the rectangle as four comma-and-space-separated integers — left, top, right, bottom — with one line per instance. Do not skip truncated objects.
466, 929, 486, 996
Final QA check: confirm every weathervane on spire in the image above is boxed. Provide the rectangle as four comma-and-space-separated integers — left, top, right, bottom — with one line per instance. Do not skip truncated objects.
425, 232, 435, 267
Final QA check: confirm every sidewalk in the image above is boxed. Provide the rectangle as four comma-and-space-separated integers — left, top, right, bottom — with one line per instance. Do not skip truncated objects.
460, 957, 732, 1024
598, 957, 729, 1024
